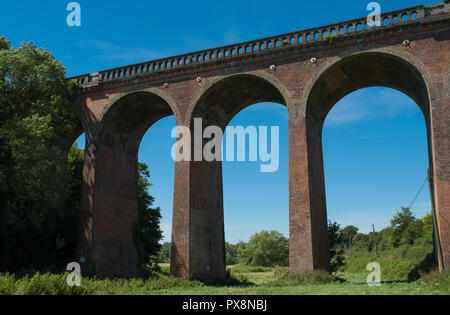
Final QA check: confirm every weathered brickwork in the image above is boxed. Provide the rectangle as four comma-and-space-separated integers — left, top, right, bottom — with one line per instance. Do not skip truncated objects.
71, 2, 450, 279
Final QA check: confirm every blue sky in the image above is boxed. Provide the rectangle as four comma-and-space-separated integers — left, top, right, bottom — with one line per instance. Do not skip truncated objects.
0, 0, 436, 243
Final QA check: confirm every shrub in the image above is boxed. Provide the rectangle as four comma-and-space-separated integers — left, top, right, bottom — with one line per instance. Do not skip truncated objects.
417, 270, 450, 292
158, 264, 171, 275
328, 221, 346, 272
14, 273, 88, 295
0, 274, 17, 295
0, 271, 205, 295
80, 273, 202, 295
239, 231, 289, 267
273, 266, 289, 277
341, 243, 435, 283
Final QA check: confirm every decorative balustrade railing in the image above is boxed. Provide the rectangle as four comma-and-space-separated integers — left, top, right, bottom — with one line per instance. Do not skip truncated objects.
70, 3, 446, 87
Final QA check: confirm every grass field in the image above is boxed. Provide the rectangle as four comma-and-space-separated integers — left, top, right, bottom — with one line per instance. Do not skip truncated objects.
1, 264, 448, 295
142, 264, 449, 295
1, 246, 449, 295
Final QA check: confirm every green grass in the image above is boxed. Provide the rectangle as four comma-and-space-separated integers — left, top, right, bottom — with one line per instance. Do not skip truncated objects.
1, 271, 448, 295
1, 267, 448, 295
0, 271, 203, 295
1, 245, 449, 295
339, 245, 435, 283
145, 282, 445, 295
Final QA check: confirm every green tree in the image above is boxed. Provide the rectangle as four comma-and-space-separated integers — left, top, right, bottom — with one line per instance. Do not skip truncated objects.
0, 33, 9, 50
0, 32, 166, 275
328, 221, 345, 272
0, 34, 80, 272
55, 143, 85, 265
378, 226, 396, 250
416, 214, 433, 246
341, 225, 359, 249
352, 233, 370, 251
133, 163, 163, 272
423, 214, 433, 233
235, 241, 247, 265
158, 242, 171, 264
225, 242, 239, 266
391, 207, 424, 246
239, 231, 289, 267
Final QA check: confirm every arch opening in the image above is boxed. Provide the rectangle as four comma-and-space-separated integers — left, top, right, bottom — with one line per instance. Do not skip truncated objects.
186, 74, 289, 279
82, 91, 177, 278
191, 74, 286, 129
323, 87, 432, 260
305, 52, 434, 272
98, 92, 175, 152
138, 115, 176, 253
306, 52, 430, 128
222, 102, 289, 265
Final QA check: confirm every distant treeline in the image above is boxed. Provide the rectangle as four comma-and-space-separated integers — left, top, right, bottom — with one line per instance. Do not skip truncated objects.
157, 207, 434, 270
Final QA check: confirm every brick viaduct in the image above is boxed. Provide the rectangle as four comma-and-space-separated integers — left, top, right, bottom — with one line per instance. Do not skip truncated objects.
69, 2, 450, 279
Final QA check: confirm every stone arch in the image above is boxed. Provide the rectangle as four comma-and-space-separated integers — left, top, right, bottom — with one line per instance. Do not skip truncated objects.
175, 72, 290, 280
303, 48, 436, 126
99, 87, 182, 128
96, 90, 179, 152
185, 71, 291, 128
78, 90, 179, 279
56, 95, 86, 153
49, 97, 85, 226
298, 49, 437, 271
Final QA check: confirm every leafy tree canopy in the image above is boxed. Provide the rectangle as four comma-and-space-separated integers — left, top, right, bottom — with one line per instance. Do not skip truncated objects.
133, 163, 163, 272
239, 230, 289, 267
341, 225, 359, 246
0, 33, 80, 272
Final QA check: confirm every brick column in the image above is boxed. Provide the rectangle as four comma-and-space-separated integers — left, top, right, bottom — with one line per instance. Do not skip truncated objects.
289, 114, 330, 274
171, 160, 191, 279
189, 159, 225, 279
432, 94, 450, 269
78, 135, 139, 279
171, 126, 226, 280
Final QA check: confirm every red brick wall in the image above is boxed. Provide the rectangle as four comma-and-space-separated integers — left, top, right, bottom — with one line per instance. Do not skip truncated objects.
75, 11, 450, 278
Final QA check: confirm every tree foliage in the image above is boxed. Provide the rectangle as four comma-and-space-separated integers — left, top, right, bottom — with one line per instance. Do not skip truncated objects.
341, 225, 359, 248
391, 207, 424, 247
328, 221, 346, 272
225, 242, 240, 266
0, 34, 80, 272
133, 163, 163, 272
158, 242, 171, 264
239, 230, 289, 267
0, 33, 163, 274
215, 207, 434, 272
343, 207, 433, 255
